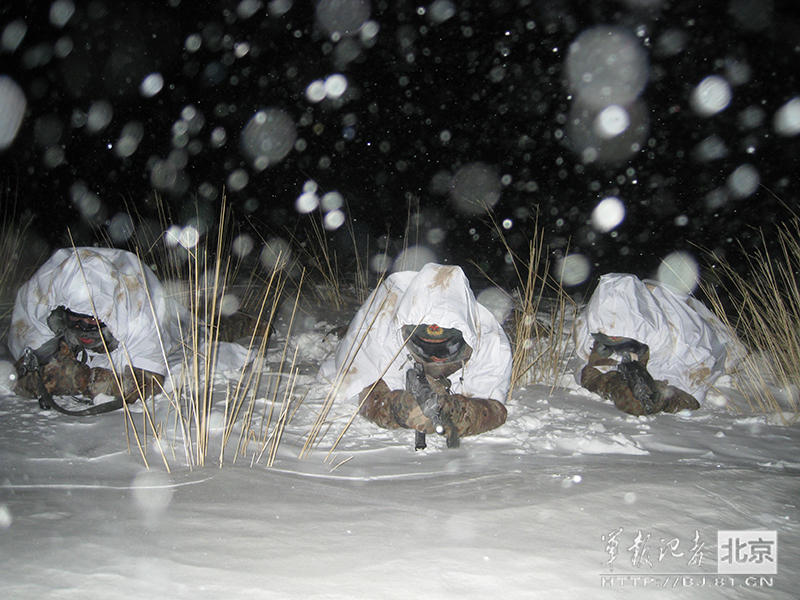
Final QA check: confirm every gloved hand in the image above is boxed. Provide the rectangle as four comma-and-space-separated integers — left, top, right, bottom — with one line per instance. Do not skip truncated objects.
88, 366, 163, 404
438, 394, 508, 437
14, 340, 91, 398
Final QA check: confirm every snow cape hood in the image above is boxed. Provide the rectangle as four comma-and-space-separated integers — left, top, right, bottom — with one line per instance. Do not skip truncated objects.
573, 273, 742, 402
318, 263, 512, 402
9, 247, 185, 376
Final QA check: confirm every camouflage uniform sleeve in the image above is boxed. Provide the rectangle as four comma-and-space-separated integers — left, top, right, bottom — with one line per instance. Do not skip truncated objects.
580, 342, 700, 415
358, 379, 437, 433
581, 363, 649, 416
439, 393, 507, 437
88, 366, 163, 403
358, 378, 507, 437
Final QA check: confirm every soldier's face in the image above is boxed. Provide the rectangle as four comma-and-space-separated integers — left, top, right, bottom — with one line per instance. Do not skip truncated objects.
65, 313, 111, 352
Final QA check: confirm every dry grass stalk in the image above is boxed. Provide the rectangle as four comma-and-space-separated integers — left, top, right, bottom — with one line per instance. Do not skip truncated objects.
532, 288, 575, 393
254, 348, 301, 468
289, 201, 384, 308
701, 219, 800, 421
485, 214, 576, 397
299, 212, 344, 309
191, 214, 230, 463
0, 211, 44, 339
111, 197, 305, 470
229, 269, 304, 465
343, 211, 375, 304
321, 322, 418, 462
67, 231, 171, 471
299, 283, 391, 460
221, 266, 286, 462
175, 219, 300, 468
510, 234, 547, 389
0, 219, 28, 304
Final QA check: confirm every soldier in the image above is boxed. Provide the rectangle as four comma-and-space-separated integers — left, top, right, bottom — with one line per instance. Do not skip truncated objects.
13, 305, 162, 411
574, 273, 737, 416
360, 322, 508, 447
8, 247, 183, 414
319, 263, 511, 448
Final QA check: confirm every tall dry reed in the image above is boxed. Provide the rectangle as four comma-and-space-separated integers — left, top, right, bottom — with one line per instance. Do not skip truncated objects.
701, 218, 800, 421
485, 214, 576, 398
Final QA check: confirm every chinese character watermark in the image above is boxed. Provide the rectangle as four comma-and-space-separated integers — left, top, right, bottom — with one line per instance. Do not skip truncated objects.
601, 527, 623, 571
717, 530, 778, 575
600, 529, 778, 576
687, 529, 707, 568
601, 528, 709, 572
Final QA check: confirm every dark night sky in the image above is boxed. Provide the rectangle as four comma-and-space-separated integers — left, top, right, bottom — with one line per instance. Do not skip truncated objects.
1, 0, 799, 293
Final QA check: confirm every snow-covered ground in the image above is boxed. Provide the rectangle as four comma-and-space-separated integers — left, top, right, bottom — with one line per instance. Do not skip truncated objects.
0, 301, 798, 599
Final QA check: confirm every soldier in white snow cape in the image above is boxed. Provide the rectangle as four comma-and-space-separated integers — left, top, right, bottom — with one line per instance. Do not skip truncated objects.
319, 263, 511, 447
573, 273, 741, 415
9, 247, 185, 413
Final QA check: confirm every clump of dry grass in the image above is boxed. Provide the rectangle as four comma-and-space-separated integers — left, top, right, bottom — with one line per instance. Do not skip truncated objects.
295, 210, 345, 310
288, 204, 380, 310
0, 210, 46, 340
486, 215, 576, 398
0, 221, 27, 335
701, 218, 800, 421
105, 196, 306, 470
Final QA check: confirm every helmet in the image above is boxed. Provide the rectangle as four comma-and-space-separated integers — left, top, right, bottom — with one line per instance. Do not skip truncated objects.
402, 324, 467, 363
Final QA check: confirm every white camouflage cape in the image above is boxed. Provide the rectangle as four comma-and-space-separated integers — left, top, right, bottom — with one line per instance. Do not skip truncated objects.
573, 273, 743, 402
8, 247, 185, 376
319, 263, 512, 403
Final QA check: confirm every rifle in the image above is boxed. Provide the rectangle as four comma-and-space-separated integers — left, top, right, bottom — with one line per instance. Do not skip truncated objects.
19, 346, 57, 411
18, 342, 125, 416
405, 361, 459, 450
